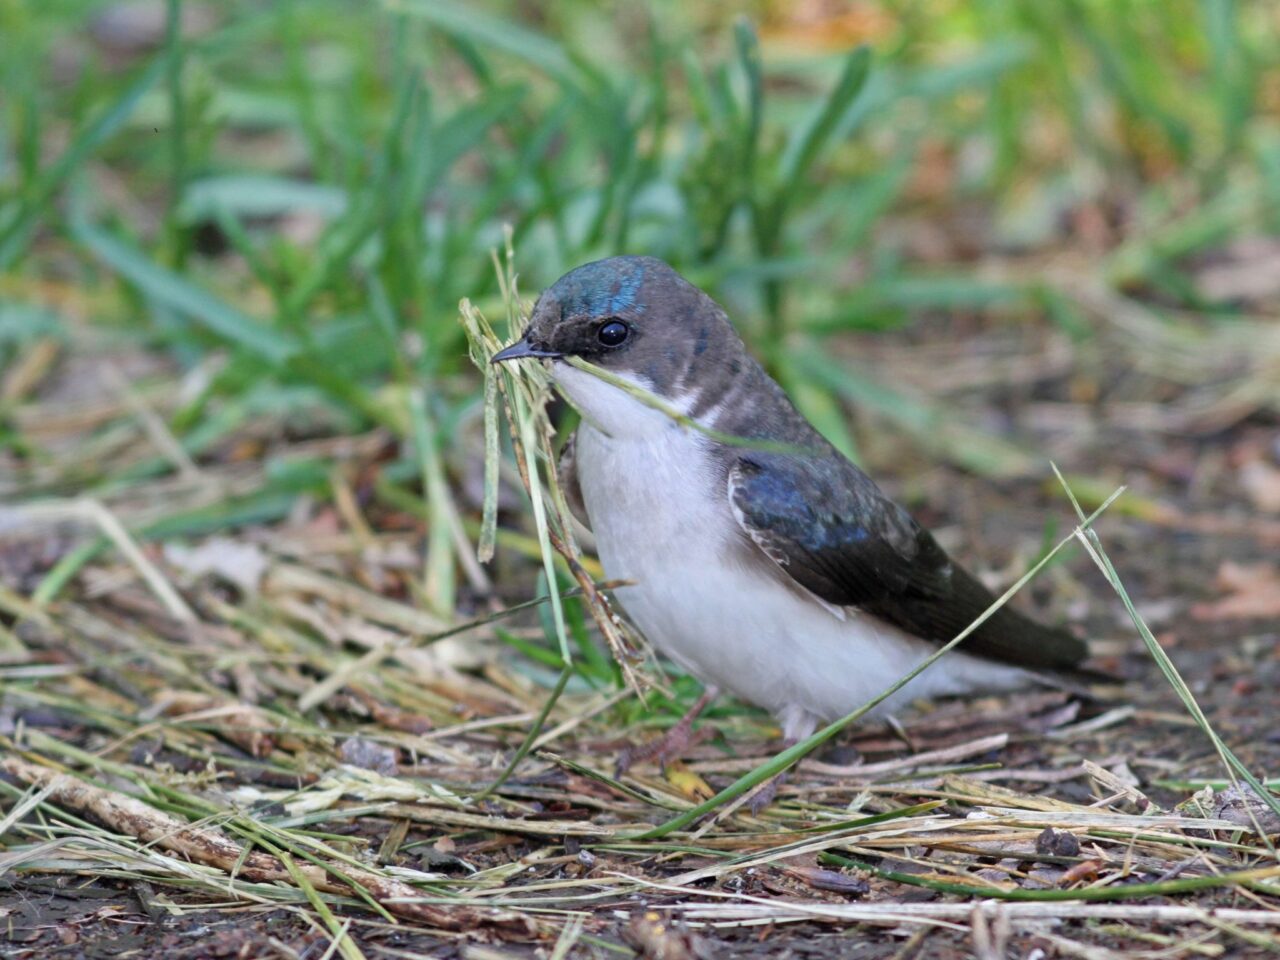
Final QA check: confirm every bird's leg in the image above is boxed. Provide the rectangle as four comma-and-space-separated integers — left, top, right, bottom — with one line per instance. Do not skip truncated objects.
747, 764, 791, 815
616, 686, 718, 777
748, 708, 819, 814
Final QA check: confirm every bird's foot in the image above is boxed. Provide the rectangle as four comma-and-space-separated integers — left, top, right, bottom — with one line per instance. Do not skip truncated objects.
615, 688, 718, 777
747, 770, 790, 815
746, 729, 809, 814
615, 725, 714, 777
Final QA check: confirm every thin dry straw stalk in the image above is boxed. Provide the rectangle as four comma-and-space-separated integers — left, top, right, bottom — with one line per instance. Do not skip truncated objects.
5, 498, 195, 621
1, 756, 534, 935
458, 236, 649, 697
563, 355, 813, 456
653, 888, 1280, 929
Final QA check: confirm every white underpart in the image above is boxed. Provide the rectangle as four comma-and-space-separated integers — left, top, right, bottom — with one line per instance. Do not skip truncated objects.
551, 361, 1029, 742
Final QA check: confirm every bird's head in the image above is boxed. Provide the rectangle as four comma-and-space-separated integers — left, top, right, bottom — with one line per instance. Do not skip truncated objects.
492, 256, 743, 434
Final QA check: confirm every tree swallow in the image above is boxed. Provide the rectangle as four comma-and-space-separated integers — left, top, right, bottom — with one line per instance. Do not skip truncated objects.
493, 256, 1088, 769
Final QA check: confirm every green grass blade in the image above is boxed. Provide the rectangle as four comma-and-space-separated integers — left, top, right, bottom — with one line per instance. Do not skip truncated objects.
734, 18, 763, 185
70, 216, 297, 363
821, 852, 1280, 902
475, 663, 572, 800
164, 0, 189, 269
776, 46, 872, 208
0, 56, 168, 269
1052, 465, 1280, 823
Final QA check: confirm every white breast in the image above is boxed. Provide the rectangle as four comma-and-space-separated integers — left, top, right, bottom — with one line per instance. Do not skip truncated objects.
551, 362, 1028, 740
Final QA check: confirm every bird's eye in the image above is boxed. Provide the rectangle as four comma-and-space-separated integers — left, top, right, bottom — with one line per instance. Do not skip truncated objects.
597, 320, 630, 347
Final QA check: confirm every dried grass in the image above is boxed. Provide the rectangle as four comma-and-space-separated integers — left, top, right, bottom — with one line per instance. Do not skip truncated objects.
0, 252, 1277, 956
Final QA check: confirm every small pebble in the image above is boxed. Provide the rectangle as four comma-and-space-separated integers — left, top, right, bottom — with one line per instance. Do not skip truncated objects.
1036, 826, 1081, 858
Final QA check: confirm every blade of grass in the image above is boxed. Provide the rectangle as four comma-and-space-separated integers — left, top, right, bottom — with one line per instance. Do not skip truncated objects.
70, 216, 297, 364
0, 56, 168, 269
775, 46, 873, 213
164, 0, 189, 269
477, 366, 500, 562
407, 389, 456, 618
1051, 464, 1280, 824
734, 19, 763, 186
474, 663, 572, 800
562, 356, 816, 457
820, 851, 1280, 902
276, 851, 369, 960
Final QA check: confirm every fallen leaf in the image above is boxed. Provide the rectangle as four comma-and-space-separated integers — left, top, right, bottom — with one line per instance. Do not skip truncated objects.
781, 864, 870, 897
1190, 562, 1280, 621
1060, 858, 1103, 885
664, 760, 715, 802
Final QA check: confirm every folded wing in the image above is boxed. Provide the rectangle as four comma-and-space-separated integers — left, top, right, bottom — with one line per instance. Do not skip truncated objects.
727, 455, 1088, 671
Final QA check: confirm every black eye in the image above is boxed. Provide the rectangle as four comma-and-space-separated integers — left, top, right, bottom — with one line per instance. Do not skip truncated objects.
597, 320, 629, 347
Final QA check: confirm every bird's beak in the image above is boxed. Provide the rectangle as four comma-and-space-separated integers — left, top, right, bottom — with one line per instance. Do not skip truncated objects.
491, 335, 563, 364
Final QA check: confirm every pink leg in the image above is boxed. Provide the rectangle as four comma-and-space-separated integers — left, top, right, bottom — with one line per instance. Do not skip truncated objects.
616, 687, 719, 776
749, 710, 819, 814
747, 751, 793, 814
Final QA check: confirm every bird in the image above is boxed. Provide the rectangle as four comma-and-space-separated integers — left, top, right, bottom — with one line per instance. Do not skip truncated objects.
492, 255, 1090, 792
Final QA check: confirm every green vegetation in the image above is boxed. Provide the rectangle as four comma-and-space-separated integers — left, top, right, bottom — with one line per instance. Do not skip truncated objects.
4, 1, 1278, 512
2, 2, 1280, 954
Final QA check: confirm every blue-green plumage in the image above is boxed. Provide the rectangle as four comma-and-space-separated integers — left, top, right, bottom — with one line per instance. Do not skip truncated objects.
548, 256, 649, 320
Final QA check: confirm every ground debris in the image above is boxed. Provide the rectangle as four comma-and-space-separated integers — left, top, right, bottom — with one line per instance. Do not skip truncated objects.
1191, 562, 1280, 621
624, 910, 714, 960
2, 276, 1278, 959
0, 756, 537, 937
1211, 783, 1280, 837
1035, 827, 1081, 858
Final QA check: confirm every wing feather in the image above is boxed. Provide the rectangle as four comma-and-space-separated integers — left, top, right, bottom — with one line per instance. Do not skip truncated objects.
727, 456, 1087, 671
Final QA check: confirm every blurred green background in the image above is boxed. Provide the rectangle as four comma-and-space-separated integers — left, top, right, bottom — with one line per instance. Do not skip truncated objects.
2, 0, 1278, 618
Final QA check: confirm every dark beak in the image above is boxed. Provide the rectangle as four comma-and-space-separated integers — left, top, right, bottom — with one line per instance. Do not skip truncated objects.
491, 335, 562, 364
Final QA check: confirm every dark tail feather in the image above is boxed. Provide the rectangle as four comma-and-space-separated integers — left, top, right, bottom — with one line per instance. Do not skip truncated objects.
883, 562, 1092, 670
955, 569, 1118, 692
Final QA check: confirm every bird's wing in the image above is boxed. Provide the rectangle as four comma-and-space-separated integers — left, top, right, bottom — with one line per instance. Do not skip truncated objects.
558, 431, 591, 531
727, 455, 1088, 671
